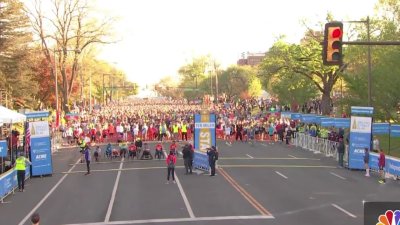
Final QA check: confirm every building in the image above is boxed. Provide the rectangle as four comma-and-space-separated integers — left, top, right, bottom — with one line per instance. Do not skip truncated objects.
237, 52, 266, 66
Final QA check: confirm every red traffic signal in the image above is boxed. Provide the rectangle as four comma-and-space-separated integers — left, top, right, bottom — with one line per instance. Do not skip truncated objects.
323, 22, 343, 66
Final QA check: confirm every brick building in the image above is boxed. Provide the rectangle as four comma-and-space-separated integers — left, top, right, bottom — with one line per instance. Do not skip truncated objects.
237, 52, 266, 66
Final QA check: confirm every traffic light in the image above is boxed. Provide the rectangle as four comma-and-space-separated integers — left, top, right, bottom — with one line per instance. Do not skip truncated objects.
323, 22, 343, 66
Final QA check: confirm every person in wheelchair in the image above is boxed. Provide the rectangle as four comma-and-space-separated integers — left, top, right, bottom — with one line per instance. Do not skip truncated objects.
140, 143, 153, 160
135, 137, 143, 155
94, 146, 101, 162
105, 143, 112, 159
119, 140, 128, 158
112, 148, 120, 159
155, 141, 164, 160
128, 142, 137, 159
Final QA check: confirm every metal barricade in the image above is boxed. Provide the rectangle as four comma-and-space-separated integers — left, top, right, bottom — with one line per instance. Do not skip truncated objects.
293, 133, 339, 160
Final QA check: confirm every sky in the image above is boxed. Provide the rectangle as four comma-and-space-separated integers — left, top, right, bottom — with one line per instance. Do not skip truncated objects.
94, 0, 378, 86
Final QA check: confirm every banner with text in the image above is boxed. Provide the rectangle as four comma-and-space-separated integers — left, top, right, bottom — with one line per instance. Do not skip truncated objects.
193, 113, 216, 171
349, 114, 373, 169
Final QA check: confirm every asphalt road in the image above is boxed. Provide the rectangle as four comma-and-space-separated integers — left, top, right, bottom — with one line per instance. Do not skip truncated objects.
0, 140, 399, 225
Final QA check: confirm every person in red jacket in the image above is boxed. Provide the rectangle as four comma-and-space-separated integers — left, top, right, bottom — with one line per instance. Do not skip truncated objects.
166, 151, 176, 184
169, 141, 177, 157
378, 149, 386, 184
155, 142, 164, 159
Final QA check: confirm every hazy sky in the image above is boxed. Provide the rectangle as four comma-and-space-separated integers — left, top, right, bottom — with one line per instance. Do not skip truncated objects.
94, 0, 378, 85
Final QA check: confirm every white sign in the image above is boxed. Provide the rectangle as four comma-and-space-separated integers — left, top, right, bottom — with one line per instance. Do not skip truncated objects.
195, 123, 215, 129
29, 121, 50, 138
350, 116, 372, 133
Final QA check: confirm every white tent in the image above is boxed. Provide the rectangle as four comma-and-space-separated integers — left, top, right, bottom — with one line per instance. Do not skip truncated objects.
0, 105, 26, 123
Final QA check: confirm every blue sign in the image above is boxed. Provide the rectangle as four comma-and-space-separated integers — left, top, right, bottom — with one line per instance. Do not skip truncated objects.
351, 106, 374, 115
391, 125, 400, 137
30, 137, 52, 176
25, 111, 50, 119
194, 113, 216, 171
348, 116, 372, 169
372, 123, 390, 135
193, 151, 210, 171
281, 112, 292, 119
0, 140, 7, 157
0, 170, 17, 198
291, 113, 302, 120
334, 118, 350, 128
321, 118, 335, 127
387, 157, 400, 177
315, 116, 325, 125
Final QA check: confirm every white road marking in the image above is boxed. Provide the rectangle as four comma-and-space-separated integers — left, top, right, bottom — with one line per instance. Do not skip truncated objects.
246, 154, 254, 159
331, 204, 357, 218
275, 171, 288, 179
261, 143, 268, 147
163, 152, 195, 218
288, 154, 297, 158
330, 172, 346, 180
104, 158, 124, 222
63, 215, 274, 225
18, 158, 81, 225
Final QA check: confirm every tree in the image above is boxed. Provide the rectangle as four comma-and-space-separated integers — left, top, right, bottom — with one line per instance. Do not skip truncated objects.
0, 0, 37, 109
25, 0, 115, 112
218, 65, 262, 99
260, 32, 342, 115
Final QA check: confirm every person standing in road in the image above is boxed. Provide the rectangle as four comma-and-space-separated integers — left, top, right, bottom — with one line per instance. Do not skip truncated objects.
337, 138, 345, 168
31, 212, 40, 225
14, 152, 31, 192
378, 149, 386, 184
207, 146, 218, 176
84, 145, 91, 175
182, 143, 192, 174
364, 148, 370, 177
166, 151, 176, 184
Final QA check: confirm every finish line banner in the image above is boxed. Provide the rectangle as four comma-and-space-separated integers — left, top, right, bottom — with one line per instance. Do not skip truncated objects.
193, 113, 216, 171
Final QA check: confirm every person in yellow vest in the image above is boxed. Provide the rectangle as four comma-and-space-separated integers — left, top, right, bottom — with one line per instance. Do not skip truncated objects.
14, 152, 31, 192
172, 122, 179, 142
181, 122, 188, 141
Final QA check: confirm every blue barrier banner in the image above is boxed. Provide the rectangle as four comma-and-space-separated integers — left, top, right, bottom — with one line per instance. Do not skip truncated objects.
30, 136, 52, 176
301, 114, 317, 124
315, 116, 325, 125
349, 116, 372, 169
351, 106, 374, 115
372, 123, 390, 135
369, 152, 379, 171
193, 151, 209, 171
0, 140, 7, 157
334, 118, 350, 128
25, 111, 50, 119
281, 112, 292, 119
291, 113, 302, 120
0, 170, 17, 198
321, 118, 335, 127
391, 125, 400, 137
387, 157, 400, 177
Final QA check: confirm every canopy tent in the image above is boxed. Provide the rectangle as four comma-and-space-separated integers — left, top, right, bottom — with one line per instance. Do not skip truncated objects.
0, 105, 26, 123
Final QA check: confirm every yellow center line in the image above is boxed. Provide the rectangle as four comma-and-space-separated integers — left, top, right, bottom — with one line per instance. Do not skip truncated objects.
219, 168, 273, 216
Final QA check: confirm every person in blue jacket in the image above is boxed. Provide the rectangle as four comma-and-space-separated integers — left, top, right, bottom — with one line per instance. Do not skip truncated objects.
84, 146, 91, 175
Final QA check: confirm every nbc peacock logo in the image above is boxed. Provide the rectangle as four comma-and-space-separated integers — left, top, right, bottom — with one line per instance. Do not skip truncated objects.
376, 210, 400, 225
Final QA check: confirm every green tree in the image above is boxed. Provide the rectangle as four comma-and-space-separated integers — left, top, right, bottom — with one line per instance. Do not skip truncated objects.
260, 33, 342, 115
218, 65, 261, 99
0, 0, 37, 109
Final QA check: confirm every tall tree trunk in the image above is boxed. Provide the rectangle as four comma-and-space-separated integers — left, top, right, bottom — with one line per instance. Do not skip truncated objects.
321, 89, 331, 115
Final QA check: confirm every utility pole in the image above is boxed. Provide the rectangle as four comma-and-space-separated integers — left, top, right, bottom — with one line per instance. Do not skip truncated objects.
367, 16, 372, 107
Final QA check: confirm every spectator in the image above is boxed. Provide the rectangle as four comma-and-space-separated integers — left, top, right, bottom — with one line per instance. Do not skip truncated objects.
31, 212, 40, 225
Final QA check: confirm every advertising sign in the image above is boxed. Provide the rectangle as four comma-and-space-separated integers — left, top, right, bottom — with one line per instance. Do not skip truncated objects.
30, 137, 52, 176
391, 125, 400, 137
349, 115, 372, 169
372, 123, 390, 135
193, 112, 216, 171
0, 140, 7, 157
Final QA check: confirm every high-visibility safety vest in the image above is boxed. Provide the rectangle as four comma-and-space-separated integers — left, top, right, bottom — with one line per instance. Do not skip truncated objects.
160, 125, 166, 134
15, 157, 27, 170
181, 125, 187, 133
173, 125, 179, 133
